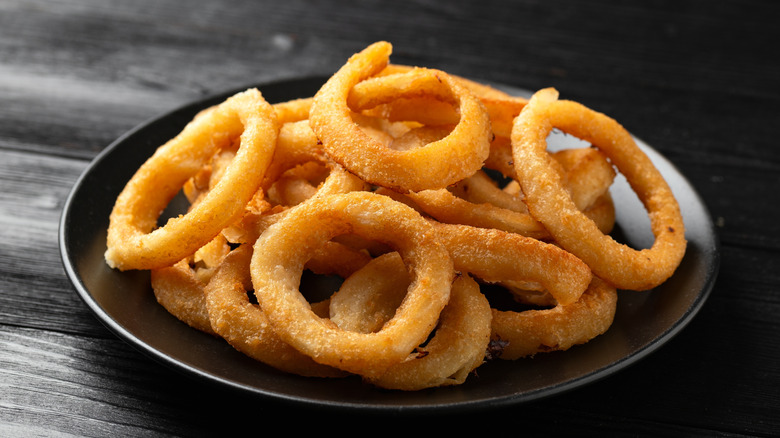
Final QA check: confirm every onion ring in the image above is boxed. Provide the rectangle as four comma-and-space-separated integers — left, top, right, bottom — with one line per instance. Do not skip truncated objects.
249, 191, 454, 376
490, 277, 618, 360
511, 88, 686, 290
182, 147, 238, 207
365, 273, 490, 390
375, 64, 526, 138
406, 145, 616, 239
273, 97, 313, 124
407, 187, 550, 239
582, 192, 616, 235
448, 170, 529, 213
433, 222, 592, 306
228, 162, 369, 245
149, 234, 231, 336
553, 146, 617, 212
224, 121, 370, 245
266, 161, 332, 206
260, 119, 328, 190
105, 88, 279, 270
204, 244, 346, 378
329, 252, 491, 390
380, 63, 515, 100
309, 41, 492, 192
328, 252, 411, 334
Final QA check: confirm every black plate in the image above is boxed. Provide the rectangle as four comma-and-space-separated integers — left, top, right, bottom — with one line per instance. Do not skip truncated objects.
59, 76, 719, 413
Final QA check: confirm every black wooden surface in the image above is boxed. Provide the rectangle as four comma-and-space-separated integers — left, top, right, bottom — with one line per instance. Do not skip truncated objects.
1, 0, 778, 435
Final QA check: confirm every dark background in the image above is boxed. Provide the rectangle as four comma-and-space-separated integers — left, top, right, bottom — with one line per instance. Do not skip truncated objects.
1, 0, 778, 435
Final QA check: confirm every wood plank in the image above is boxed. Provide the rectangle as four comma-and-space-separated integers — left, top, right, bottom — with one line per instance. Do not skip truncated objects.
0, 325, 202, 435
0, 149, 105, 336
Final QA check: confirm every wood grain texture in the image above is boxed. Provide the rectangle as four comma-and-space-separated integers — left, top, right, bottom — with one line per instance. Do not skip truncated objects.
1, 0, 779, 434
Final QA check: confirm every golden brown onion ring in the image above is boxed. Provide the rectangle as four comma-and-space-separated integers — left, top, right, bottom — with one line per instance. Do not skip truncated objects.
433, 222, 592, 306
366, 273, 490, 390
273, 97, 313, 124
375, 64, 526, 138
182, 147, 238, 207
553, 147, 617, 212
484, 135, 518, 179
250, 191, 454, 376
406, 145, 616, 240
448, 170, 529, 214
490, 277, 618, 360
260, 120, 327, 191
204, 244, 346, 378
223, 119, 370, 245
149, 234, 231, 336
266, 161, 331, 207
329, 252, 491, 390
226, 161, 369, 245
105, 88, 279, 271
379, 63, 515, 100
328, 251, 410, 334
309, 41, 491, 192
511, 88, 686, 290
407, 187, 550, 239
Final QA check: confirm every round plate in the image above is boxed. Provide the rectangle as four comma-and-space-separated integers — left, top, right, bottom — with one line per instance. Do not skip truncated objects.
59, 76, 719, 413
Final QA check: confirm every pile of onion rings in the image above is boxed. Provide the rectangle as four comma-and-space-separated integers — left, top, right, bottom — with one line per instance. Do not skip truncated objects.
105, 41, 686, 391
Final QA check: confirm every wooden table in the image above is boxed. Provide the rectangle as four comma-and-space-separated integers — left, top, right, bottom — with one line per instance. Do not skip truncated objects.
2, 0, 778, 434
